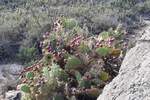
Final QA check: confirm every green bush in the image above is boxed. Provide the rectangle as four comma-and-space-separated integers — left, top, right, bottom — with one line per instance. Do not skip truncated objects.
17, 47, 37, 64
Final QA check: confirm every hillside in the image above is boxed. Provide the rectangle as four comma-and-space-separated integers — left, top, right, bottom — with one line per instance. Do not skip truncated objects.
0, 0, 150, 64
0, 0, 150, 100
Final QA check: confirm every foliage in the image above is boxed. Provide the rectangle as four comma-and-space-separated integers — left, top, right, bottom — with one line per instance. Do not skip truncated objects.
65, 56, 82, 70
0, 0, 149, 63
99, 71, 109, 81
20, 84, 30, 93
62, 18, 78, 29
78, 43, 91, 54
17, 47, 37, 64
18, 18, 128, 100
96, 47, 112, 57
26, 72, 34, 80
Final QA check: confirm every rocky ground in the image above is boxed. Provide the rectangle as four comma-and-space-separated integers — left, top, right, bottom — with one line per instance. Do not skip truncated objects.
98, 19, 150, 100
0, 64, 23, 100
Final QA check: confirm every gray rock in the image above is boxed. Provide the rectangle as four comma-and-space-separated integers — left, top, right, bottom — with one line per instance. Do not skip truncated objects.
0, 64, 23, 96
5, 90, 21, 100
97, 20, 150, 100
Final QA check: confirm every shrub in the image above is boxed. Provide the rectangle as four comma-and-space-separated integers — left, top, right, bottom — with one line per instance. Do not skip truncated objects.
17, 47, 37, 64
1, 0, 149, 64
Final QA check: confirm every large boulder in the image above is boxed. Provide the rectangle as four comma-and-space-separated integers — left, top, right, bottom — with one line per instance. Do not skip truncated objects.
98, 20, 150, 100
5, 90, 21, 100
0, 64, 23, 96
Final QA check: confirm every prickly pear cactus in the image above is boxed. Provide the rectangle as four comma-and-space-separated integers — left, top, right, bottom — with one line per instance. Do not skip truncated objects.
18, 17, 127, 100
65, 56, 82, 70
79, 78, 91, 88
26, 72, 34, 80
78, 43, 91, 54
62, 18, 78, 29
20, 84, 30, 93
96, 47, 112, 57
99, 71, 109, 81
49, 63, 68, 81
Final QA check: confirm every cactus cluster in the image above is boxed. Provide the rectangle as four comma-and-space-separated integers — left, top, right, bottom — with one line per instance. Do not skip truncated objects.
18, 17, 128, 100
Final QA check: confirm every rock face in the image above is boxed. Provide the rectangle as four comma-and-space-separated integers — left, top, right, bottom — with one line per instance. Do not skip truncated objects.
0, 64, 23, 96
5, 90, 21, 100
98, 20, 150, 100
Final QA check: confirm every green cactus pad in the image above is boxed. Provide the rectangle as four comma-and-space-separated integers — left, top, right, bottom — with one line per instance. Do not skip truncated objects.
62, 18, 77, 29
79, 79, 91, 88
95, 47, 112, 57
99, 31, 111, 40
78, 43, 91, 54
21, 84, 30, 93
99, 71, 109, 81
42, 67, 50, 79
50, 63, 68, 81
26, 72, 34, 79
110, 48, 121, 57
65, 56, 82, 70
44, 54, 52, 63
58, 70, 69, 81
75, 71, 82, 83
